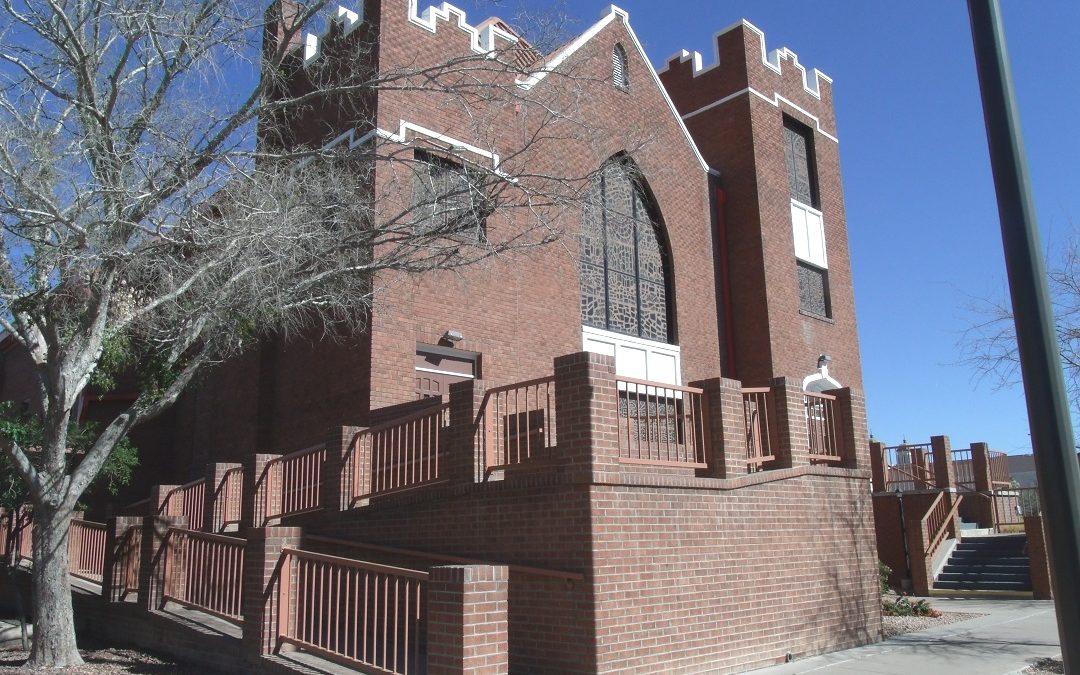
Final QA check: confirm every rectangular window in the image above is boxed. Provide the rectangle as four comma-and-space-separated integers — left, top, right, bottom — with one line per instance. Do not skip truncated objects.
797, 261, 832, 318
412, 149, 491, 239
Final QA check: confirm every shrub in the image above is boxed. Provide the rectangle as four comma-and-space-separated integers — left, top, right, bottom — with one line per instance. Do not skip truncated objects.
878, 560, 892, 595
882, 595, 941, 618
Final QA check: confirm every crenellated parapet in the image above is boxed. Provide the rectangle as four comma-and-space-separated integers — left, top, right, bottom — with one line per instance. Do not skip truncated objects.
406, 0, 520, 56
302, 5, 364, 65
659, 19, 837, 141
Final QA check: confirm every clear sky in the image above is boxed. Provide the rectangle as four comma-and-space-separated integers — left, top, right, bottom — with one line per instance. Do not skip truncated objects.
451, 0, 1080, 455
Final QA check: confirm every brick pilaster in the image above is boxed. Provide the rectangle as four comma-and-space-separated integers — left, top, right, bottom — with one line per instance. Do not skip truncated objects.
427, 565, 509, 675
448, 379, 487, 483
243, 453, 281, 529
137, 515, 185, 611
690, 377, 747, 478
204, 463, 243, 533
553, 352, 620, 484
930, 436, 955, 491
770, 377, 809, 468
242, 526, 303, 658
825, 387, 868, 470
970, 442, 995, 527
1025, 515, 1053, 599
870, 440, 887, 492
321, 426, 365, 512
102, 516, 142, 603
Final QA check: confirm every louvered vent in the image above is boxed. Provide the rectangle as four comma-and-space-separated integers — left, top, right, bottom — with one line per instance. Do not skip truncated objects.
612, 44, 629, 89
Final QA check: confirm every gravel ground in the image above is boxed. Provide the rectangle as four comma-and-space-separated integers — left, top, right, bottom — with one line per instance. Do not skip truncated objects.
1023, 657, 1065, 674
0, 644, 206, 674
881, 610, 985, 639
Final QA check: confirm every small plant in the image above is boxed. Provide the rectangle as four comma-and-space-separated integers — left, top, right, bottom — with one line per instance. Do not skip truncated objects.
882, 595, 941, 618
878, 560, 892, 595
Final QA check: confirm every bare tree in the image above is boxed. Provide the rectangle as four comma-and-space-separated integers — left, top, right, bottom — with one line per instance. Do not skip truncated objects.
961, 230, 1080, 418
0, 0, 608, 666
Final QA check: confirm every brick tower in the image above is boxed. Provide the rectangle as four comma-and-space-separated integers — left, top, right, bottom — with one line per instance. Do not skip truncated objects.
660, 20, 863, 391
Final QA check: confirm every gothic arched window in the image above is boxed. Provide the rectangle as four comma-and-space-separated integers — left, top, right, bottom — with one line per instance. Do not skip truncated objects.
579, 161, 672, 343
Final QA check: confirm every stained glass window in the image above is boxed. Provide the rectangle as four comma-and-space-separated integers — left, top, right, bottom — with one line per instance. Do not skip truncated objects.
579, 160, 671, 343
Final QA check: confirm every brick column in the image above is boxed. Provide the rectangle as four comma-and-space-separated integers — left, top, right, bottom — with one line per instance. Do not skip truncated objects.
553, 352, 620, 484
102, 516, 142, 603
930, 436, 956, 491
243, 453, 281, 529
448, 379, 487, 484
1025, 515, 1053, 599
137, 515, 185, 611
770, 377, 809, 469
204, 463, 242, 533
321, 426, 365, 512
242, 526, 303, 658
970, 442, 995, 527
689, 377, 747, 478
870, 440, 888, 492
427, 565, 509, 675
825, 387, 868, 470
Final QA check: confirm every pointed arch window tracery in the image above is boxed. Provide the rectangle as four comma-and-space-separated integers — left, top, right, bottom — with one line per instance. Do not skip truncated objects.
579, 161, 672, 344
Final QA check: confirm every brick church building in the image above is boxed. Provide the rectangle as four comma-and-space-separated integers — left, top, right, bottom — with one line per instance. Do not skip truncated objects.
2, 2, 881, 673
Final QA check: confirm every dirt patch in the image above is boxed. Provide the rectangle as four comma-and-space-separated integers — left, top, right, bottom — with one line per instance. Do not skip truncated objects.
881, 611, 984, 639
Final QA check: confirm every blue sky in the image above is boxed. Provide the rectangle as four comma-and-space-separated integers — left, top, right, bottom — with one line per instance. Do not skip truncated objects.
448, 0, 1080, 455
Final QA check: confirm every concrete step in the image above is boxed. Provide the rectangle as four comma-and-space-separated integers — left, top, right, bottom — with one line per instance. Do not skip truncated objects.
933, 574, 1032, 587
937, 571, 1031, 583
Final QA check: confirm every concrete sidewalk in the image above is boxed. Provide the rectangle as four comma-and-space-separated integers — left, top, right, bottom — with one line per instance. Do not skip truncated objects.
749, 598, 1060, 675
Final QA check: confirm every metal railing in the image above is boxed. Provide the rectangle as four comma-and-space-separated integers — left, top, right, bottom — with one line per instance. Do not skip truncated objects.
742, 388, 776, 470
922, 492, 963, 556
161, 478, 207, 532
162, 528, 245, 622
883, 443, 935, 491
804, 392, 842, 463
989, 449, 1012, 486
213, 467, 244, 532
276, 548, 428, 674
991, 486, 1040, 529
616, 377, 707, 467
951, 447, 975, 491
117, 526, 142, 600
348, 403, 450, 505
256, 445, 327, 525
480, 376, 556, 471
68, 519, 107, 583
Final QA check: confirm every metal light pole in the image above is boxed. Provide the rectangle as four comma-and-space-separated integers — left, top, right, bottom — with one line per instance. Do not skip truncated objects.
967, 1, 1080, 670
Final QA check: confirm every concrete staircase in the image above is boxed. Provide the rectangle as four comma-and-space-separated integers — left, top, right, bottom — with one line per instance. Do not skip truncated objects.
933, 534, 1031, 592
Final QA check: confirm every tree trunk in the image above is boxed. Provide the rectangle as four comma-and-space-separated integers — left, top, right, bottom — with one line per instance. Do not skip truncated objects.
28, 502, 83, 668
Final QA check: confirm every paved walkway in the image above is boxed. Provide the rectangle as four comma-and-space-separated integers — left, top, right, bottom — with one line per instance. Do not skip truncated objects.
750, 598, 1060, 675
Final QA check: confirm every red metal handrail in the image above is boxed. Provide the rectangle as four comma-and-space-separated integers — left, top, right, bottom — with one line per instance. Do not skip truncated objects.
742, 388, 776, 470
257, 445, 327, 525
68, 519, 107, 583
480, 376, 557, 471
883, 443, 935, 490
161, 478, 207, 531
277, 547, 428, 674
214, 467, 244, 531
162, 528, 245, 622
989, 449, 1012, 487
616, 377, 708, 467
348, 403, 450, 505
951, 448, 976, 491
922, 492, 963, 560
804, 392, 842, 463
118, 526, 142, 600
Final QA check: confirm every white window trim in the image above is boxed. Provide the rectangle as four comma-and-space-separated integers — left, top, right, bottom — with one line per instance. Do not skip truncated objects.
582, 325, 681, 387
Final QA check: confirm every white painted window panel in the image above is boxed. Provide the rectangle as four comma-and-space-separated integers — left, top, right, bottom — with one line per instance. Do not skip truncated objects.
582, 325, 681, 388
791, 199, 828, 269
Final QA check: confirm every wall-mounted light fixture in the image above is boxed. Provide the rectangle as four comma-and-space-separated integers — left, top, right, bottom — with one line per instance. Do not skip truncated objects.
442, 329, 464, 343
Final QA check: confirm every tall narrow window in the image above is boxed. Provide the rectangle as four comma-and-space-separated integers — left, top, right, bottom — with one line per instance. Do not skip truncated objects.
579, 160, 671, 343
784, 117, 830, 318
612, 44, 629, 90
